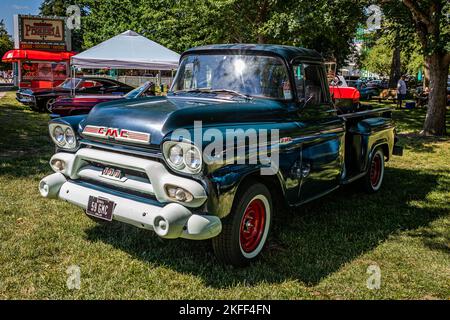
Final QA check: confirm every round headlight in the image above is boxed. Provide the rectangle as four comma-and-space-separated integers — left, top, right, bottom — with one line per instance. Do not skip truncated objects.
184, 148, 202, 171
53, 126, 65, 145
64, 128, 76, 147
168, 144, 184, 166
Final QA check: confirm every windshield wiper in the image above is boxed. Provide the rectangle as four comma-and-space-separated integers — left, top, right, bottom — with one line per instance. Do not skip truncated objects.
173, 88, 252, 100
209, 89, 253, 100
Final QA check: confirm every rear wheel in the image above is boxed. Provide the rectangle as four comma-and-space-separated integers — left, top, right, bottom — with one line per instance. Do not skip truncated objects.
362, 147, 385, 193
212, 182, 272, 266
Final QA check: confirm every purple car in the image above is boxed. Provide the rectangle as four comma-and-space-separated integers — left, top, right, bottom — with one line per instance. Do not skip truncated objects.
49, 81, 156, 116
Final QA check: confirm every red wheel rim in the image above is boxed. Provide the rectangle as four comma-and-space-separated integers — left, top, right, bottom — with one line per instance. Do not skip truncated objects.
240, 198, 266, 253
370, 154, 382, 187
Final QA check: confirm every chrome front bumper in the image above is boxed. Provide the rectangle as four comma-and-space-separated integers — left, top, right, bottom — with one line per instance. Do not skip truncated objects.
39, 148, 222, 240
16, 93, 35, 105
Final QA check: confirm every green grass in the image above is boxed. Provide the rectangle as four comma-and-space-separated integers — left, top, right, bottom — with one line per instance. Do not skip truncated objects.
0, 91, 449, 299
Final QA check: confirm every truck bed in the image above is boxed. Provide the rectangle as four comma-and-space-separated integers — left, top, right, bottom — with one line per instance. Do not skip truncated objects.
340, 107, 395, 184
338, 107, 392, 120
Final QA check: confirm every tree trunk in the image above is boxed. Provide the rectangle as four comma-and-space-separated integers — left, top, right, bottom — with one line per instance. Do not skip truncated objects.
423, 59, 430, 90
256, 33, 266, 44
422, 53, 449, 136
389, 45, 401, 88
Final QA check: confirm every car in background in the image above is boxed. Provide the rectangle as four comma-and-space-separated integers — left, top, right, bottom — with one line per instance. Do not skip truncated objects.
16, 77, 134, 112
366, 79, 388, 89
329, 75, 361, 112
347, 80, 380, 100
49, 82, 156, 117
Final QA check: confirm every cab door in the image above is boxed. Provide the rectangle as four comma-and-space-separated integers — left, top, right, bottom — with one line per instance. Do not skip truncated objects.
292, 61, 345, 202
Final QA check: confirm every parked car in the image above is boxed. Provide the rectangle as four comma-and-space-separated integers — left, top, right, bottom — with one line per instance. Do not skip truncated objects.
329, 75, 362, 112
39, 44, 402, 266
367, 79, 388, 89
49, 81, 156, 117
16, 77, 134, 112
347, 80, 380, 100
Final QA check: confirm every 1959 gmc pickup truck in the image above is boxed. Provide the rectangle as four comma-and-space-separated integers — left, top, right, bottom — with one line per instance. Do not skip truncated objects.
39, 44, 402, 266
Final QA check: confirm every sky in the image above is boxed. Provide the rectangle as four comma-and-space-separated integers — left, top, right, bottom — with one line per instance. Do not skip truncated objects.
0, 0, 43, 35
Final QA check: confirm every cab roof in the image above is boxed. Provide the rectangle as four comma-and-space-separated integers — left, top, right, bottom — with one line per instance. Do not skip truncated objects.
183, 44, 323, 62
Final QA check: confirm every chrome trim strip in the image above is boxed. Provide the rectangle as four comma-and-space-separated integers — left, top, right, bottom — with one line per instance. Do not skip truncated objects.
79, 140, 163, 159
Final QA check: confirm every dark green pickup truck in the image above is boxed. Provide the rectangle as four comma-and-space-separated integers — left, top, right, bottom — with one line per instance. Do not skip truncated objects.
39, 44, 402, 266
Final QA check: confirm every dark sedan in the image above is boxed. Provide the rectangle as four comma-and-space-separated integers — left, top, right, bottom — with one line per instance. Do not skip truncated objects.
16, 77, 134, 112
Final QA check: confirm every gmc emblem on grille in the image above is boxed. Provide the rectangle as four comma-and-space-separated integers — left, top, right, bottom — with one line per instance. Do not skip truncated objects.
82, 125, 150, 145
100, 167, 124, 181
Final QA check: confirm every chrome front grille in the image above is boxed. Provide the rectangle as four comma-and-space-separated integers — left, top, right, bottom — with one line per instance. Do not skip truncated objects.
53, 147, 207, 208
77, 165, 155, 196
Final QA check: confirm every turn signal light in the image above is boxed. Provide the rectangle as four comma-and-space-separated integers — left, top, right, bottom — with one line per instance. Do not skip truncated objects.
165, 185, 194, 203
50, 159, 65, 172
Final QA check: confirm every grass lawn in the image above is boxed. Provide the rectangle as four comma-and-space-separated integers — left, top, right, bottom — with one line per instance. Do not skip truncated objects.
0, 91, 449, 299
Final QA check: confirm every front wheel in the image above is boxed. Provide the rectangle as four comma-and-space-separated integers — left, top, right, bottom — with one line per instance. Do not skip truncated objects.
46, 98, 56, 113
362, 147, 385, 193
212, 182, 272, 266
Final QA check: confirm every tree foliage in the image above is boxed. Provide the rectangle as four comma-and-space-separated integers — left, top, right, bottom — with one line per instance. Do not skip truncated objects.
39, 0, 92, 51
78, 0, 367, 66
359, 32, 424, 78
0, 20, 13, 71
380, 0, 449, 135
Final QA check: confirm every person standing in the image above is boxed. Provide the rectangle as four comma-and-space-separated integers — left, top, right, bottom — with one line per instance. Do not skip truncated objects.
397, 75, 407, 108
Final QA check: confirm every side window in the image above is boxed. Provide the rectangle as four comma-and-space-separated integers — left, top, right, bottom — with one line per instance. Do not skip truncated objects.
99, 80, 117, 88
293, 64, 305, 100
303, 64, 325, 104
81, 80, 105, 89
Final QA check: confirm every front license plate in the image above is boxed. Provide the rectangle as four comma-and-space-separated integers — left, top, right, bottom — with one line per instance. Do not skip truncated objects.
86, 196, 115, 221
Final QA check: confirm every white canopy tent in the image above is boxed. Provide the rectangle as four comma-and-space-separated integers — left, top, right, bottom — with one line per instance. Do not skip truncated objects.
71, 30, 180, 70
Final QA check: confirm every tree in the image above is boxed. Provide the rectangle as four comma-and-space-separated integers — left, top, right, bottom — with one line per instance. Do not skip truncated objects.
359, 38, 392, 76
388, 41, 401, 87
81, 0, 367, 67
0, 20, 13, 71
39, 0, 92, 51
381, 0, 450, 136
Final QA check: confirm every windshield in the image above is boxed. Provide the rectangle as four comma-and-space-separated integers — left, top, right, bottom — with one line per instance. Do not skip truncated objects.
58, 78, 81, 89
171, 54, 292, 100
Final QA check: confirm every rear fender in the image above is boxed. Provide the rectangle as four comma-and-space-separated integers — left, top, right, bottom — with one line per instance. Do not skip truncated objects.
347, 117, 395, 173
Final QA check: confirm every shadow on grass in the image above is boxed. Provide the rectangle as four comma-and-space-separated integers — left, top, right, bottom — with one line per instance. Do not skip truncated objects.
0, 97, 52, 159
85, 166, 448, 287
397, 133, 450, 153
362, 101, 450, 136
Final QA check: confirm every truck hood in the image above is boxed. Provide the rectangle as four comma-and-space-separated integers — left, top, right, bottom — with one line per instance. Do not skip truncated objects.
80, 95, 288, 147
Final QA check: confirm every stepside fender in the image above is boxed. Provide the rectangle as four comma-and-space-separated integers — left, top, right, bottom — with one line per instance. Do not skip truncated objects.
348, 117, 395, 173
